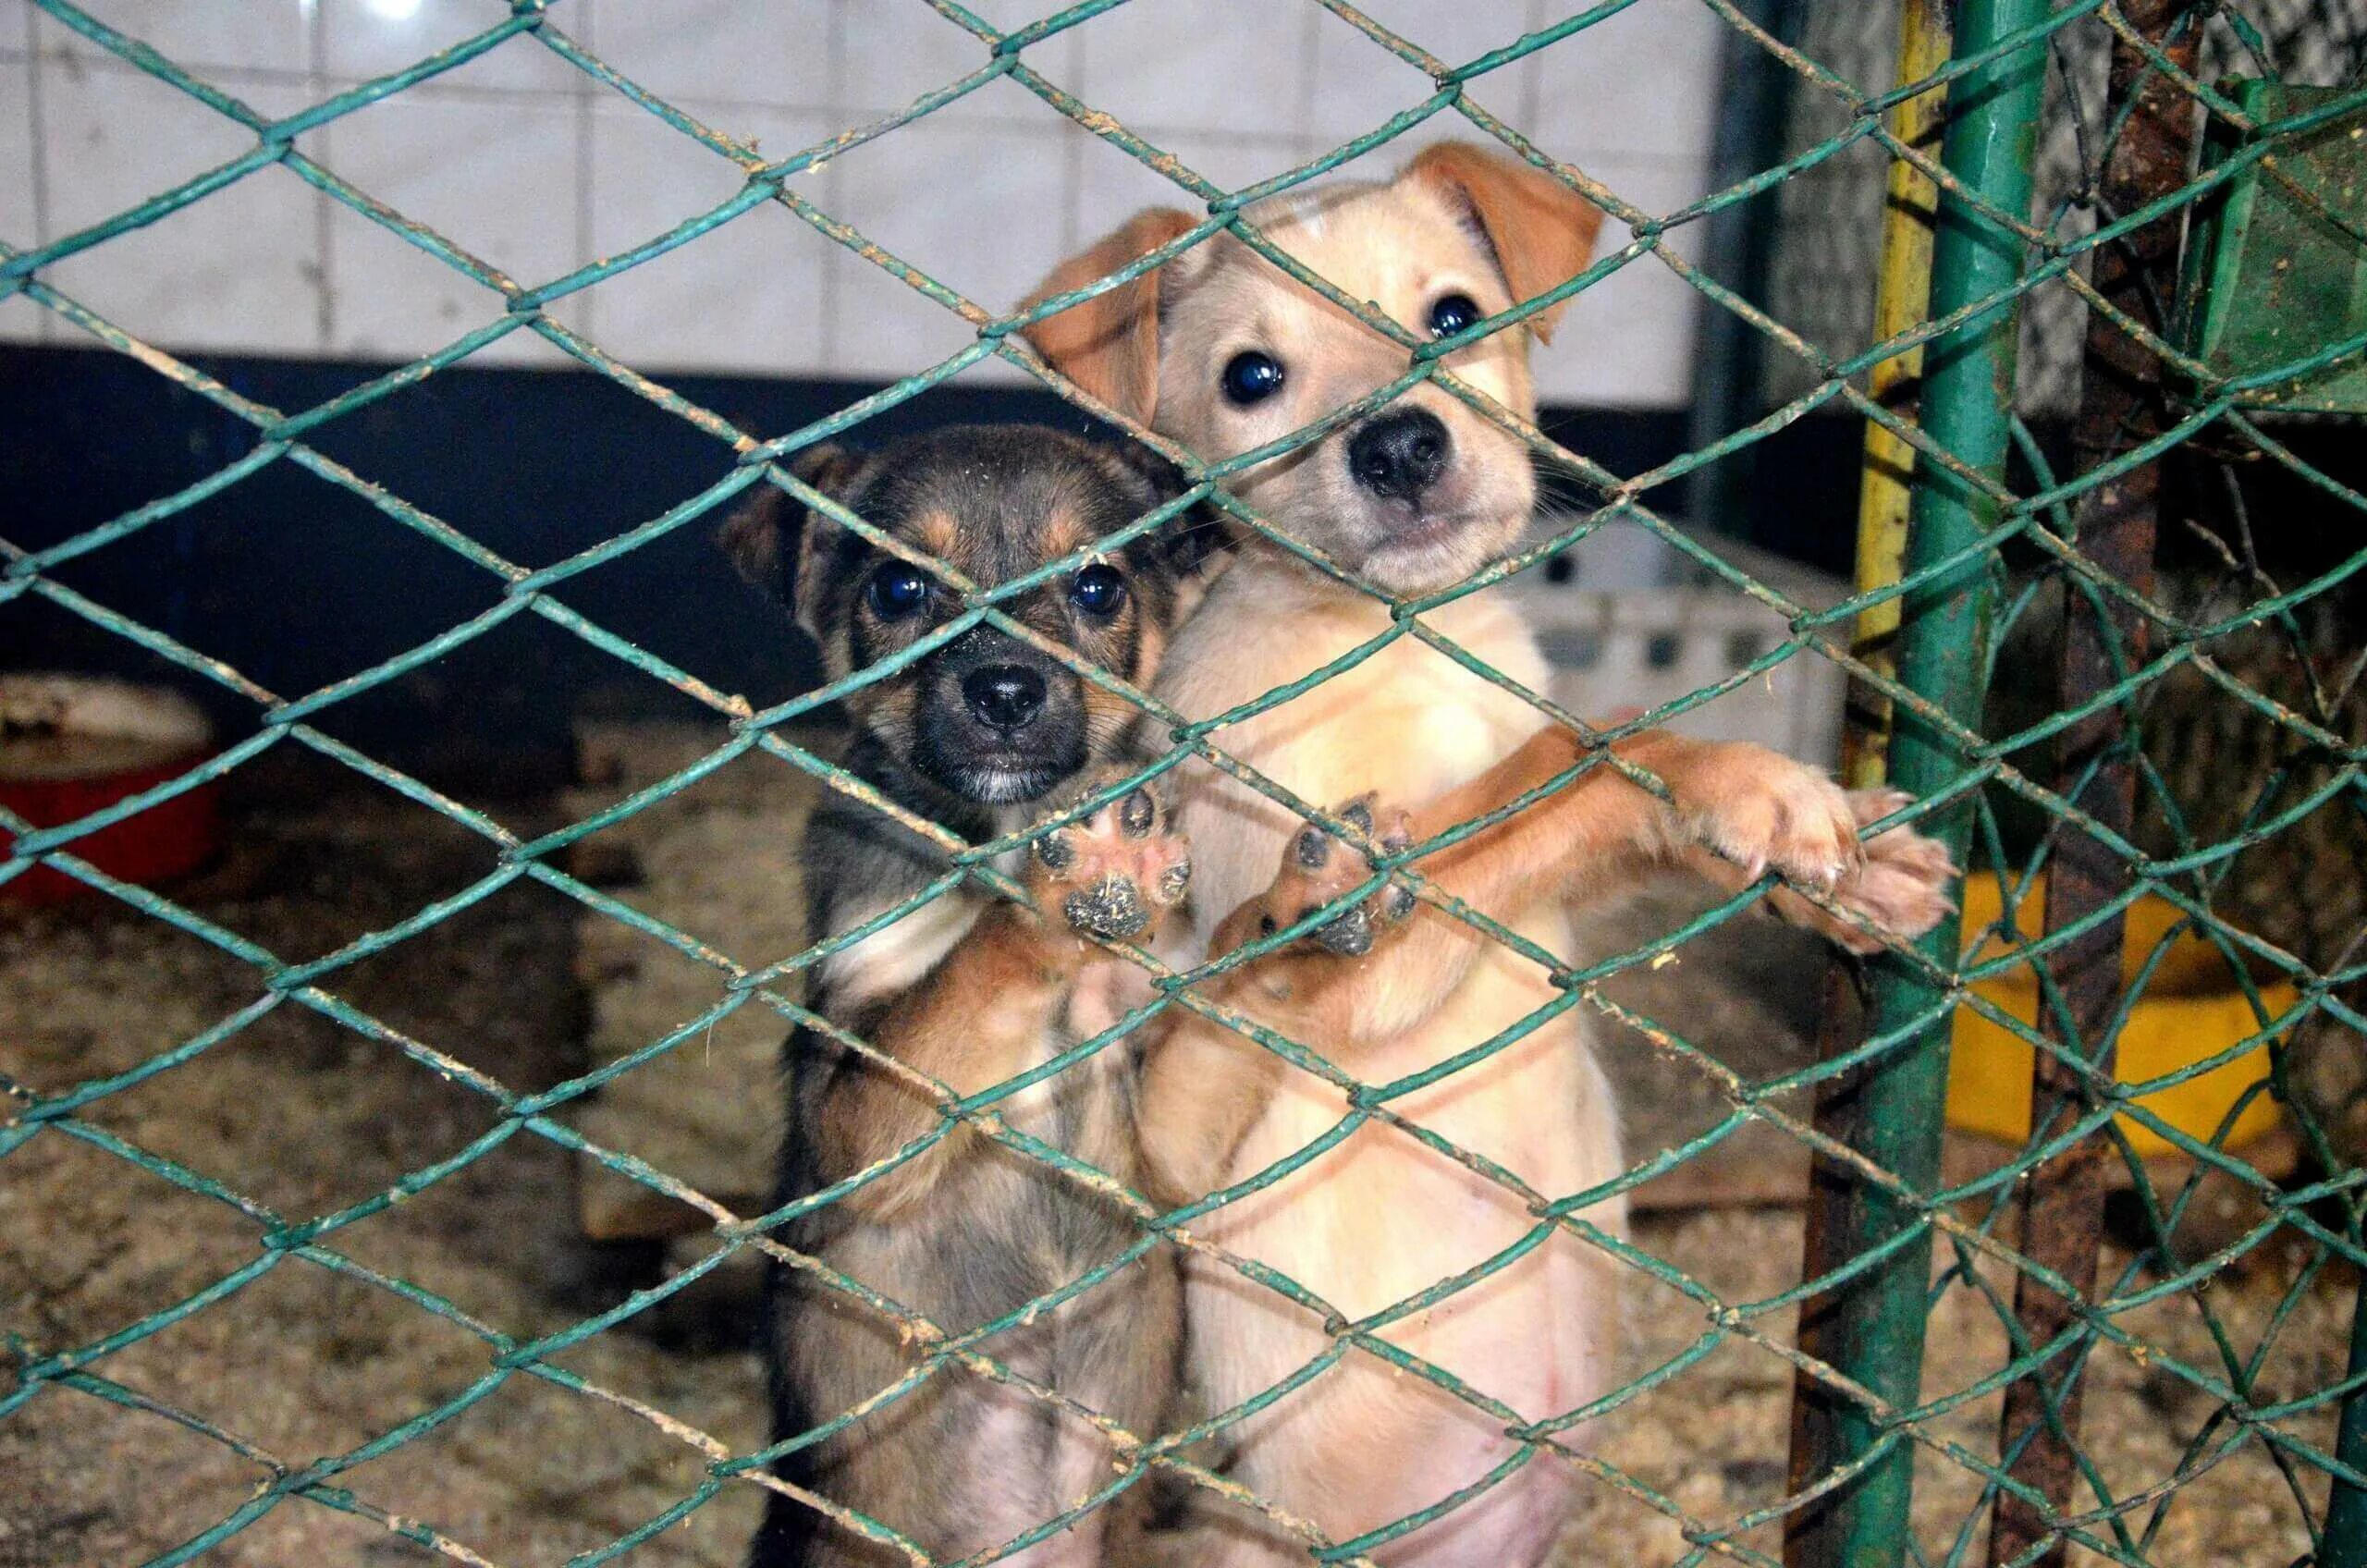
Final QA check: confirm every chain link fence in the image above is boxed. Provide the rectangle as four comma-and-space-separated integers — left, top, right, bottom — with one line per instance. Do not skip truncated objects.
4, 1, 2366, 1564
1771, 0, 2367, 413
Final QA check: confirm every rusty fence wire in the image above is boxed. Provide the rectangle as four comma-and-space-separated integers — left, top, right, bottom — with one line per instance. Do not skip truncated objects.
4, 1, 2367, 1565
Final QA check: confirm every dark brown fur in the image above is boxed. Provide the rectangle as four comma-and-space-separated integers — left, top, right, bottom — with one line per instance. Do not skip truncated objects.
727, 427, 1217, 1568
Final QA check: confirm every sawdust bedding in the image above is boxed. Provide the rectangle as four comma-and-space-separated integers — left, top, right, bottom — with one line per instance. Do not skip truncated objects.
1, 748, 2341, 1565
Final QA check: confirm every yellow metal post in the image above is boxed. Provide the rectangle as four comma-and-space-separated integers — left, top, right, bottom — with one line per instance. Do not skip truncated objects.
1840, 0, 1949, 790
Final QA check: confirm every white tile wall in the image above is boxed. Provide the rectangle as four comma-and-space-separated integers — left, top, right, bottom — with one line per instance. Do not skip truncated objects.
317, 0, 583, 94
824, 114, 1085, 383
1519, 0, 1728, 162
41, 161, 327, 359
312, 80, 585, 365
1, 55, 37, 240
1541, 151, 1714, 409
38, 0, 316, 115
31, 44, 325, 354
32, 39, 256, 235
583, 0, 837, 112
576, 96, 838, 374
1306, 0, 1509, 145
2, 9, 37, 337
0, 0, 1723, 407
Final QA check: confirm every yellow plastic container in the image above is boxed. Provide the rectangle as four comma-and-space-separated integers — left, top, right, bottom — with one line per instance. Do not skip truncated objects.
1944, 874, 2293, 1157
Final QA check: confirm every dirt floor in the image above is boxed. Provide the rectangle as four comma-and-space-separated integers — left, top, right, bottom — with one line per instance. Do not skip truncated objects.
1, 749, 2351, 1566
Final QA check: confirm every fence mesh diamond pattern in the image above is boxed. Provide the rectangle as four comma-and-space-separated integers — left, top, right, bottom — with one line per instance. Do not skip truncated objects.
6, 1, 2367, 1565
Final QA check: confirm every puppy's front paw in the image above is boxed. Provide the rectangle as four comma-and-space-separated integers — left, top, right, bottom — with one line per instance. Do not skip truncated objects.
1768, 788, 1957, 953
1027, 781, 1191, 943
1833, 789, 1956, 950
1674, 743, 1862, 890
1252, 795, 1417, 959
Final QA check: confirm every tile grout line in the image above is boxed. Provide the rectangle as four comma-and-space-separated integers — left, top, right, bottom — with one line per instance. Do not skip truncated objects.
572, 0, 599, 347
817, 0, 849, 377
310, 0, 335, 352
23, 3, 50, 343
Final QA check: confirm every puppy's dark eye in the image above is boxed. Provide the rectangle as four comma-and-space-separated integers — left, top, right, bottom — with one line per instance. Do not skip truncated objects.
866, 563, 930, 619
1428, 292, 1481, 338
1221, 351, 1285, 407
1068, 563, 1127, 617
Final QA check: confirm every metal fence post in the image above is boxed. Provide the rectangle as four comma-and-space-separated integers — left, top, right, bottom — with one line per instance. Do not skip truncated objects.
1835, 0, 1947, 796
1986, 6, 2198, 1562
1785, 1, 2047, 1562
2327, 1281, 2367, 1565
1688, 0, 1809, 534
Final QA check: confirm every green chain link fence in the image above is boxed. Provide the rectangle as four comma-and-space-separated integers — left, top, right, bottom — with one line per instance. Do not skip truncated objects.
5, 1, 2365, 1563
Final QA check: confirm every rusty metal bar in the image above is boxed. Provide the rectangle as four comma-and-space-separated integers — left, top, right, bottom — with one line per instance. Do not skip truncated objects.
1784, 8, 1948, 1550
1984, 7, 2198, 1563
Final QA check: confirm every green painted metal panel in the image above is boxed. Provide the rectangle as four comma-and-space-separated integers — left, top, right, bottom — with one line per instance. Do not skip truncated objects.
2187, 80, 2367, 412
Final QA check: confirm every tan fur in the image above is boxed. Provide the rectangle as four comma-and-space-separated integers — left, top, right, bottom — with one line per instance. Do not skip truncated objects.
1023, 207, 1200, 423
914, 508, 961, 560
1401, 142, 1604, 343
1024, 143, 1953, 1565
804, 890, 1096, 1225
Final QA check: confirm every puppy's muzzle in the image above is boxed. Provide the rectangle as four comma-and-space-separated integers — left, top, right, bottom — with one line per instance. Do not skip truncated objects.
1348, 408, 1451, 502
963, 664, 1048, 731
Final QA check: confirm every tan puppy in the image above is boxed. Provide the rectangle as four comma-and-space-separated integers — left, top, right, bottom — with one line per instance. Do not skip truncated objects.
1023, 143, 1952, 1565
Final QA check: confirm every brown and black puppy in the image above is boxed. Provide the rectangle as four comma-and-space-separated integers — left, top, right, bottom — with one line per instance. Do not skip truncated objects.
725, 425, 1216, 1567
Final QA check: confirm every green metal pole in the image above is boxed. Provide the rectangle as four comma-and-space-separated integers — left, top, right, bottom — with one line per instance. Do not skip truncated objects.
1784, 2, 2046, 1563
2324, 1277, 2367, 1564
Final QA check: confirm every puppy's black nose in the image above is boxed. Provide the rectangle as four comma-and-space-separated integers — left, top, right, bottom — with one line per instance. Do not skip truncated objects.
1348, 409, 1450, 501
963, 665, 1048, 730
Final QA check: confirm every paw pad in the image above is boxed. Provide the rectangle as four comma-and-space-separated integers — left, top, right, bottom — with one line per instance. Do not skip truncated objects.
1063, 876, 1150, 940
1033, 830, 1076, 872
1311, 905, 1374, 957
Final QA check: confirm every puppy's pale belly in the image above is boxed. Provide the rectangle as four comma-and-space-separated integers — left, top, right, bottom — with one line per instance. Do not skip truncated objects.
1200, 921, 1619, 1380
1189, 920, 1622, 1536
1159, 587, 1625, 1557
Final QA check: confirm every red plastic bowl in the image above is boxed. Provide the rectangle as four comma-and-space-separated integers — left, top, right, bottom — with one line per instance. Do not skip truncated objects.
1, 676, 221, 907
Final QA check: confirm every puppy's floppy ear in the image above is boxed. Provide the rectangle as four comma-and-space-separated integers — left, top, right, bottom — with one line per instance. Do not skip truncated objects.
1097, 437, 1231, 581
718, 486, 793, 598
1020, 208, 1197, 423
717, 443, 869, 638
1401, 142, 1603, 345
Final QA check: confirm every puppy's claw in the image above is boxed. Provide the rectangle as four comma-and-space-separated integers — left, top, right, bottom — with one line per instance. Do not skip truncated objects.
1686, 748, 1861, 890
1118, 788, 1157, 839
1765, 787, 1958, 953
